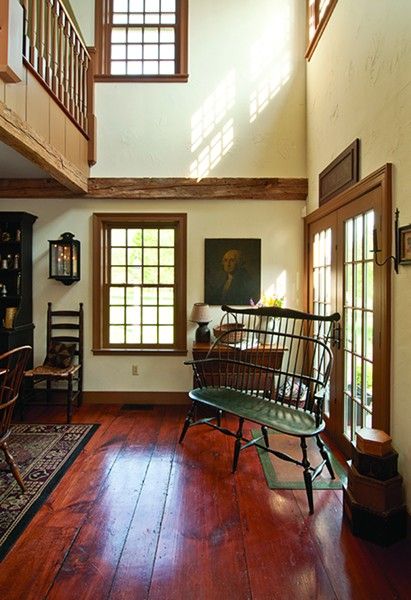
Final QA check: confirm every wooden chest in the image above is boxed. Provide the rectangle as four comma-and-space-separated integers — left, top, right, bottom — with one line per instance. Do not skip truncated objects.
343, 485, 407, 546
352, 446, 398, 481
356, 428, 392, 456
347, 462, 403, 512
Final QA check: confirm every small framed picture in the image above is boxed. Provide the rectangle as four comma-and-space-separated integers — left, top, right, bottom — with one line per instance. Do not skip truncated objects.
399, 224, 411, 264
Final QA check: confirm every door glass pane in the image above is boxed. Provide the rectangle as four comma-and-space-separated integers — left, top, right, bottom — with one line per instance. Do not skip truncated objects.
343, 210, 374, 443
354, 215, 363, 261
311, 227, 333, 416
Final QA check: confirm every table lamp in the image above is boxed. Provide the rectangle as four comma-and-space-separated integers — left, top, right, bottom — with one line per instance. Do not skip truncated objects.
190, 302, 212, 343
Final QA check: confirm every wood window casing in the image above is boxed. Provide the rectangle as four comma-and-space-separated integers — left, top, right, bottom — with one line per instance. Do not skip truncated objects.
93, 212, 187, 355
305, 0, 338, 61
94, 0, 188, 82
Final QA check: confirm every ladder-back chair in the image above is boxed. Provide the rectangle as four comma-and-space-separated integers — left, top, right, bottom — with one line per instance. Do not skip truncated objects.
24, 303, 83, 423
0, 345, 32, 492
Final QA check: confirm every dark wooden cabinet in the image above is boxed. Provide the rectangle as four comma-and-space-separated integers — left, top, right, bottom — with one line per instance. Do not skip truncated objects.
192, 342, 285, 388
0, 212, 37, 360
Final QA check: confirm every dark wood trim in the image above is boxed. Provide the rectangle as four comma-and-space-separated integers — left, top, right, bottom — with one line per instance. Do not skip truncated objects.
305, 164, 392, 449
0, 101, 88, 193
86, 47, 97, 166
91, 348, 188, 355
0, 177, 308, 200
319, 139, 360, 206
305, 0, 338, 61
83, 391, 189, 404
92, 212, 187, 354
94, 74, 189, 83
305, 165, 391, 223
94, 0, 189, 81
87, 177, 307, 200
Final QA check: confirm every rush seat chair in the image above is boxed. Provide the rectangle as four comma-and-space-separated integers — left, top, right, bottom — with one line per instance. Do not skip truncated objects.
24, 303, 83, 423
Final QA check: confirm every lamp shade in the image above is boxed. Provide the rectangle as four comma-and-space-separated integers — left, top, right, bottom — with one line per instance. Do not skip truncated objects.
190, 302, 211, 323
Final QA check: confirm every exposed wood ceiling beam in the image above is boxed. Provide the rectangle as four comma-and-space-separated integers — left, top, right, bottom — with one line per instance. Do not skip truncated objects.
0, 177, 307, 200
0, 101, 88, 193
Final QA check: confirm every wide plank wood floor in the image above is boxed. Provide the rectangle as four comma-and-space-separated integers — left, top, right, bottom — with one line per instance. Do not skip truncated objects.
0, 404, 410, 600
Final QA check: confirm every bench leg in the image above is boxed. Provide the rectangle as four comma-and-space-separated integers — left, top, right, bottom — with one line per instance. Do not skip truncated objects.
179, 401, 196, 444
315, 435, 335, 479
261, 425, 269, 448
300, 436, 314, 514
232, 417, 244, 473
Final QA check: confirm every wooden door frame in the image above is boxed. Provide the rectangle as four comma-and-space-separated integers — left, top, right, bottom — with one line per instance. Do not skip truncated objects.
305, 164, 393, 445
305, 211, 338, 438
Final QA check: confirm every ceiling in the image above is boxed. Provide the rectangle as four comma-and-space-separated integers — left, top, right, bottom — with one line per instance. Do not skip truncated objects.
0, 140, 48, 178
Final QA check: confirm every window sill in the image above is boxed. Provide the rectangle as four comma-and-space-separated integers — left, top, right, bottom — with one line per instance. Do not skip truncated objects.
92, 347, 188, 356
94, 73, 189, 83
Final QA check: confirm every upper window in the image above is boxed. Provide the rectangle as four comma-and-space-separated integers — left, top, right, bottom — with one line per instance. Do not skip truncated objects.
305, 0, 337, 61
92, 213, 187, 354
95, 0, 189, 81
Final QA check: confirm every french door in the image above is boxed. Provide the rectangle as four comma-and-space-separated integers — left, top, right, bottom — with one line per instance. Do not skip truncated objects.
306, 166, 392, 456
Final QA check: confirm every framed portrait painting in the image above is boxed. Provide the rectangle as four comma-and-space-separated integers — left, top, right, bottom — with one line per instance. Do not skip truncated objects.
204, 238, 261, 306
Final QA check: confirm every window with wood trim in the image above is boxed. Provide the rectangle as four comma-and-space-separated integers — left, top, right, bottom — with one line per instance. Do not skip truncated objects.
95, 0, 188, 81
305, 0, 337, 60
93, 213, 187, 354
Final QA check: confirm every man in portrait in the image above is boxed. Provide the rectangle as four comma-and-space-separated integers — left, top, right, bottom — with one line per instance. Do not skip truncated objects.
205, 240, 261, 305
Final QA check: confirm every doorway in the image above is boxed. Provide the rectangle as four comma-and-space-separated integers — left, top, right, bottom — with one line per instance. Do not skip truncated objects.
306, 165, 392, 456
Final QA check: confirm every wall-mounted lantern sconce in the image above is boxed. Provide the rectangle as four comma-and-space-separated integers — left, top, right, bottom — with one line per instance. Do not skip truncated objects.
371, 209, 399, 274
48, 232, 80, 285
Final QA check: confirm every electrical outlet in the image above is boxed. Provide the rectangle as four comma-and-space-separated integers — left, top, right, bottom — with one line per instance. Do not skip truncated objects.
132, 365, 139, 376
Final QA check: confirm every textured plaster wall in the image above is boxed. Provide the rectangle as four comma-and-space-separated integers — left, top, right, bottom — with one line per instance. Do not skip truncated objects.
70, 0, 307, 178
306, 0, 411, 507
0, 197, 304, 392
4, 0, 307, 394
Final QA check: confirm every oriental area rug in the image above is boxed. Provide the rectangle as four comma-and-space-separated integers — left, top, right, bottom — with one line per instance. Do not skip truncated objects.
0, 423, 99, 561
252, 430, 347, 490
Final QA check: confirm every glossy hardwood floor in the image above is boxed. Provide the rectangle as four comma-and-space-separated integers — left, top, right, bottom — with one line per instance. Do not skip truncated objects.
0, 404, 410, 600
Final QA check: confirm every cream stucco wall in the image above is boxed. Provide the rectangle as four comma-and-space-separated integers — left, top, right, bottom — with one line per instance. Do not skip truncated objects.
70, 0, 307, 178
0, 197, 304, 393
10, 0, 305, 395
306, 0, 411, 506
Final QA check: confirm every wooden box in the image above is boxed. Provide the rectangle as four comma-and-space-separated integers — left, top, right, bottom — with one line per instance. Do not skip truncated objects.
343, 485, 407, 546
352, 446, 398, 481
347, 462, 403, 512
356, 428, 392, 456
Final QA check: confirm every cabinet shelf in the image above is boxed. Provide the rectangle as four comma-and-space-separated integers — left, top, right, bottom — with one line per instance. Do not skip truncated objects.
0, 212, 37, 359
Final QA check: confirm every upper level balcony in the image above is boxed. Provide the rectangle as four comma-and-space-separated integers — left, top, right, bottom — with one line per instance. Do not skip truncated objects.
0, 0, 95, 193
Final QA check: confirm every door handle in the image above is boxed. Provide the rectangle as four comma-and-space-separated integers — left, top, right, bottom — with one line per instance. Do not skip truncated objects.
332, 322, 341, 349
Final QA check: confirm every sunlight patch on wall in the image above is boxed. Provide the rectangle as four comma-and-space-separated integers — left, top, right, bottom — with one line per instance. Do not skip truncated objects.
260, 271, 288, 306
190, 119, 234, 180
190, 70, 236, 180
249, 6, 291, 123
191, 70, 235, 153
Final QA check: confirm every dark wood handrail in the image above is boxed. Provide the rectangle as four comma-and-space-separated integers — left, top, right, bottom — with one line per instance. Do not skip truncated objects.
20, 0, 92, 137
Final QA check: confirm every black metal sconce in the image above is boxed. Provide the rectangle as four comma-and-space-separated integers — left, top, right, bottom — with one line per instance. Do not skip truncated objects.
371, 209, 399, 274
48, 232, 80, 285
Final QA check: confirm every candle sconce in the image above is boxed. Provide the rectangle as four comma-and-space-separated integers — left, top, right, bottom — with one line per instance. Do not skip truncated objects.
371, 209, 399, 274
48, 232, 80, 285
